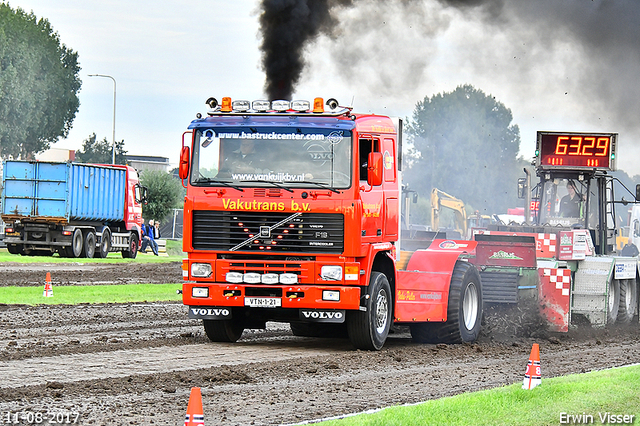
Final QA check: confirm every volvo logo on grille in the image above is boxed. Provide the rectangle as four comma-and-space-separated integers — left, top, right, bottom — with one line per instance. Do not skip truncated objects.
259, 226, 271, 238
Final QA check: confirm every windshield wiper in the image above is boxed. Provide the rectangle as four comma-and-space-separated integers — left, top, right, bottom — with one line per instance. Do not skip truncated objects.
195, 178, 244, 192
295, 181, 340, 193
240, 180, 294, 193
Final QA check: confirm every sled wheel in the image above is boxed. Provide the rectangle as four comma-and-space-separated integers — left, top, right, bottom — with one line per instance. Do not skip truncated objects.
347, 271, 392, 351
410, 261, 483, 344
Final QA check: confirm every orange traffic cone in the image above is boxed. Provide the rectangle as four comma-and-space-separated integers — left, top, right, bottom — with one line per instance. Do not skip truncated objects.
43, 272, 53, 298
522, 343, 541, 390
184, 387, 204, 425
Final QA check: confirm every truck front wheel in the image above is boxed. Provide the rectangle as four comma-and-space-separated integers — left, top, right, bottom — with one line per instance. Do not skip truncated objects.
347, 271, 392, 351
410, 261, 483, 344
121, 233, 138, 259
203, 317, 245, 342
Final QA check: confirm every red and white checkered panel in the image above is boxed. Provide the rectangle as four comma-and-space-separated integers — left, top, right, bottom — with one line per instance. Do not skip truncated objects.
537, 233, 557, 257
538, 268, 571, 332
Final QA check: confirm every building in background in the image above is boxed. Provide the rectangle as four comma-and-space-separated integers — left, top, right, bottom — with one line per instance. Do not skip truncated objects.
125, 155, 170, 172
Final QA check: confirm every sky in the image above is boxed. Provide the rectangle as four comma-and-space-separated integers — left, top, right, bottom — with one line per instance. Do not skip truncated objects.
7, 0, 640, 175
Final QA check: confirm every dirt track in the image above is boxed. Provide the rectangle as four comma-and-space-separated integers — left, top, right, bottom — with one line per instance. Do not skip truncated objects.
1, 261, 640, 425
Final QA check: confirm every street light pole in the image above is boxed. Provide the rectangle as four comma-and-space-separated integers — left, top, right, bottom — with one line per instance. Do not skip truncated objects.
88, 74, 117, 164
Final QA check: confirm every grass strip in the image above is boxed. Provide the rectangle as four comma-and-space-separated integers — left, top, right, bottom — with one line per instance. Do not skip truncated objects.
0, 283, 183, 305
0, 239, 185, 263
320, 365, 640, 426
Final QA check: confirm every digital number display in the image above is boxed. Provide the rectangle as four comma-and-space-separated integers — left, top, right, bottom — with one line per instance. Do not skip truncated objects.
537, 132, 617, 171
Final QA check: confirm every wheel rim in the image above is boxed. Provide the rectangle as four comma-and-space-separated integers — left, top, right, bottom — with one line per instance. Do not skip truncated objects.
374, 289, 389, 334
462, 282, 479, 331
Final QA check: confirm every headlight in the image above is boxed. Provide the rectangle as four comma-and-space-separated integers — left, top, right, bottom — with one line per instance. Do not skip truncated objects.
321, 265, 342, 281
192, 287, 209, 298
191, 263, 212, 278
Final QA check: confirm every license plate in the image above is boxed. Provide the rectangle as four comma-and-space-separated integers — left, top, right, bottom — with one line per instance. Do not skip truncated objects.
244, 297, 281, 308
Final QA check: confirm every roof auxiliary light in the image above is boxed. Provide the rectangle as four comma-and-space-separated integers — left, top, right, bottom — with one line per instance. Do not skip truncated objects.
220, 97, 232, 112
313, 97, 324, 113
291, 100, 311, 112
272, 100, 290, 112
252, 100, 270, 112
232, 100, 251, 112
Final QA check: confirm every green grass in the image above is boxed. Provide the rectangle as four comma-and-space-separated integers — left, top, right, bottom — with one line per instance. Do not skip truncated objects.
0, 283, 182, 305
0, 238, 185, 263
321, 366, 640, 426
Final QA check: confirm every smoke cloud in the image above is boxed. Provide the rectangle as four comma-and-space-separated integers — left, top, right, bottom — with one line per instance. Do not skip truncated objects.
257, 0, 640, 173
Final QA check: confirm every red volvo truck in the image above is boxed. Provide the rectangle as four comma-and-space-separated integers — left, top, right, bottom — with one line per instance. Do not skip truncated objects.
179, 97, 488, 350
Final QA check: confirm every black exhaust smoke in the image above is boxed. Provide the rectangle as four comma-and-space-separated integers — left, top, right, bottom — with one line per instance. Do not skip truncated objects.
259, 0, 352, 100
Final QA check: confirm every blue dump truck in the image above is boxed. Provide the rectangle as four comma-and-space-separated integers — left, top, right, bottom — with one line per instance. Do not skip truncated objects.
1, 161, 147, 258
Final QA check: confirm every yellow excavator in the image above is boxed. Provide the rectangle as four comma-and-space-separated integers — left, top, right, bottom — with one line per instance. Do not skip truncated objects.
430, 188, 468, 239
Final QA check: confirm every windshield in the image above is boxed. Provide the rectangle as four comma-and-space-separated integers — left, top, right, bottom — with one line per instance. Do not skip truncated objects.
537, 178, 598, 228
191, 127, 352, 189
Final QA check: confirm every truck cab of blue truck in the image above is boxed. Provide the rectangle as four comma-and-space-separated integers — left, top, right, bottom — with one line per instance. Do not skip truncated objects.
1, 161, 147, 258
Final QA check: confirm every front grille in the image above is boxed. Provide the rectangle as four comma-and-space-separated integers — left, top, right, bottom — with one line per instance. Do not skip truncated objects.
192, 211, 344, 253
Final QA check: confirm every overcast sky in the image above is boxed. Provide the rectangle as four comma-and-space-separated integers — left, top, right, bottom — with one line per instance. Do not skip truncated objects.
8, 0, 640, 175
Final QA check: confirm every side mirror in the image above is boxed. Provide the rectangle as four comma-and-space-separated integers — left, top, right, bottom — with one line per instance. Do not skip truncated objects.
179, 146, 190, 180
517, 177, 526, 199
367, 152, 383, 186
636, 184, 640, 202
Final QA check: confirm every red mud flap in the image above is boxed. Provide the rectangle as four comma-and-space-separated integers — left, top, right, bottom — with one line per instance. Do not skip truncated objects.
538, 267, 571, 332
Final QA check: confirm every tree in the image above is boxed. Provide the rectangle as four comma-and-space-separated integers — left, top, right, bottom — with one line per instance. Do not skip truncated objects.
139, 169, 184, 222
404, 84, 524, 219
75, 133, 127, 164
0, 4, 81, 159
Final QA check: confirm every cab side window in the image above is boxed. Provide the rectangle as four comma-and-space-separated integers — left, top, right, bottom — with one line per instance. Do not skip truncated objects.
359, 138, 379, 181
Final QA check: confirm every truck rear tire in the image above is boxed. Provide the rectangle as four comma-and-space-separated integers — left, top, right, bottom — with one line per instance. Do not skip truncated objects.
71, 228, 84, 258
410, 261, 483, 344
7, 244, 24, 255
82, 231, 96, 258
203, 318, 245, 342
347, 271, 392, 351
98, 228, 111, 258
617, 279, 638, 324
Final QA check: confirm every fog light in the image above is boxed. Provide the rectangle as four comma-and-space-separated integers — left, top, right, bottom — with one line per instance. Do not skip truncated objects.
262, 273, 279, 284
191, 263, 212, 278
192, 287, 209, 298
244, 273, 261, 284
321, 265, 342, 281
323, 290, 340, 301
280, 273, 298, 284
226, 272, 243, 283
